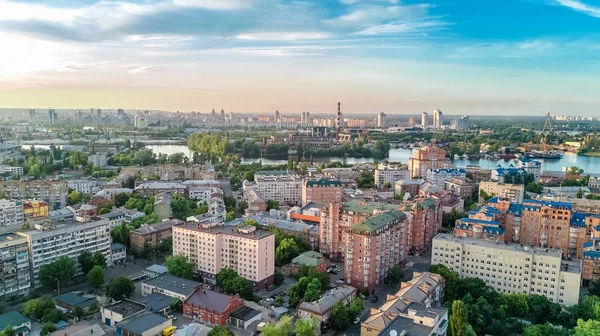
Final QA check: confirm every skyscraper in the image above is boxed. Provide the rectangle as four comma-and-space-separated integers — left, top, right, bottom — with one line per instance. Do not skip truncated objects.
433, 109, 443, 129
77, 110, 83, 121
229, 111, 234, 122
211, 109, 216, 118
275, 110, 280, 123
48, 109, 56, 124
96, 108, 102, 118
117, 109, 124, 117
377, 112, 387, 128
28, 109, 35, 122
220, 109, 225, 120
335, 102, 342, 130
421, 112, 428, 127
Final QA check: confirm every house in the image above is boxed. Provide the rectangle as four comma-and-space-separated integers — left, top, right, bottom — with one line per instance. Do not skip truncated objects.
101, 300, 146, 327
130, 219, 184, 253
116, 312, 171, 336
142, 274, 201, 301
99, 211, 126, 228
54, 292, 98, 312
49, 322, 105, 336
0, 311, 31, 336
144, 265, 168, 279
111, 243, 127, 265
283, 251, 328, 275
297, 285, 357, 322
228, 307, 262, 330
183, 288, 245, 325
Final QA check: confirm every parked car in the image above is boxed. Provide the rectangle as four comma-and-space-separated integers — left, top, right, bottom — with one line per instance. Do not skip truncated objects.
371, 296, 379, 303
354, 317, 361, 324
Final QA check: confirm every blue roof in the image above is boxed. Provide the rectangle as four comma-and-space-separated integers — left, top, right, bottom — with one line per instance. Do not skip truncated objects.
457, 218, 501, 227
584, 250, 600, 259
483, 227, 504, 235
595, 226, 600, 232
523, 199, 573, 210
570, 212, 588, 228
480, 206, 500, 214
584, 242, 594, 248
508, 203, 526, 216
487, 196, 499, 204
430, 168, 465, 174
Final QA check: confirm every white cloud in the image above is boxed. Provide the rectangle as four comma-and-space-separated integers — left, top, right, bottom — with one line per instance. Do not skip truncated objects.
128, 66, 153, 75
554, 0, 600, 18
354, 21, 447, 35
172, 0, 253, 10
236, 32, 332, 41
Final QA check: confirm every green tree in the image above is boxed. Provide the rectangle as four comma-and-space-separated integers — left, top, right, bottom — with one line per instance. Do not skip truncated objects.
79, 251, 107, 274
569, 166, 584, 175
330, 301, 352, 330
274, 296, 284, 307
303, 278, 321, 302
501, 293, 529, 318
383, 181, 392, 189
98, 208, 110, 215
105, 276, 135, 301
266, 200, 279, 210
274, 269, 284, 286
523, 323, 571, 336
207, 326, 234, 336
114, 192, 131, 207
238, 201, 248, 214
577, 187, 583, 199
389, 265, 403, 284
217, 268, 253, 300
450, 300, 469, 336
39, 256, 76, 290
0, 327, 15, 336
575, 319, 600, 336
274, 237, 301, 266
226, 211, 235, 222
166, 255, 195, 279
525, 182, 543, 194
41, 322, 57, 336
22, 296, 56, 320
294, 318, 317, 336
87, 265, 105, 289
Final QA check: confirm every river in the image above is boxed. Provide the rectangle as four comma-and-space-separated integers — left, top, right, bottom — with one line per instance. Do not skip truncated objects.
145, 145, 600, 174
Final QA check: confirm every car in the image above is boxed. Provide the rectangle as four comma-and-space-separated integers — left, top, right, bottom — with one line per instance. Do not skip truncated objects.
371, 296, 379, 303
328, 270, 337, 275
335, 280, 343, 285
354, 317, 361, 324
168, 315, 177, 321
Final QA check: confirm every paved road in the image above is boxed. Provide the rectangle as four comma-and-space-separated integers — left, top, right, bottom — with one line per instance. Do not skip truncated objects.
218, 178, 233, 197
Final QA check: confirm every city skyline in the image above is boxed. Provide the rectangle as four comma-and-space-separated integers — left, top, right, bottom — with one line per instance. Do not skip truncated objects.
1, 0, 600, 115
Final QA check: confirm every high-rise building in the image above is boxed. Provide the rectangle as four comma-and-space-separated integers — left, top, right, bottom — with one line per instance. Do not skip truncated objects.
302, 178, 342, 206
374, 168, 410, 189
134, 114, 147, 128
458, 115, 470, 129
0, 233, 31, 299
421, 112, 428, 127
408, 116, 416, 126
117, 109, 124, 117
408, 146, 450, 178
242, 171, 303, 206
48, 109, 56, 124
377, 112, 387, 128
275, 110, 280, 123
0, 199, 24, 228
220, 109, 225, 120
77, 110, 83, 121
432, 233, 581, 306
211, 109, 216, 118
172, 223, 275, 290
0, 180, 67, 209
96, 108, 102, 118
402, 198, 443, 254
229, 111, 233, 122
28, 109, 35, 122
335, 102, 342, 131
433, 109, 443, 129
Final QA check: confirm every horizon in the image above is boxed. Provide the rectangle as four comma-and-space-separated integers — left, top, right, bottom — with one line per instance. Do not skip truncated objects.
1, 0, 600, 115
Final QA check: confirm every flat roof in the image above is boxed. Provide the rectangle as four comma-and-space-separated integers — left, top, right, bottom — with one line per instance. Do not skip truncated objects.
434, 233, 563, 258
177, 223, 273, 240
104, 300, 146, 317
117, 312, 169, 334
229, 306, 261, 321
0, 233, 27, 243
143, 274, 201, 296
341, 199, 398, 214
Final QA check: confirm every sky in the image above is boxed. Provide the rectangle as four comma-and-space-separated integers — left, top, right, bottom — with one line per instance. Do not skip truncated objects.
1, 0, 600, 116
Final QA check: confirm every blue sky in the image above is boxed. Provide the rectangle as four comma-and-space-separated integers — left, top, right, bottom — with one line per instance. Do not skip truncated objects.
1, 0, 599, 115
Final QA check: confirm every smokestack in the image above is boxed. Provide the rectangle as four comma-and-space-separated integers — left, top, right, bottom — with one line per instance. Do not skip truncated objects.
337, 102, 341, 114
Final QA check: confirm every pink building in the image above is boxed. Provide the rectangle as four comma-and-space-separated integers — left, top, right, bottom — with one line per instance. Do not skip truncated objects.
408, 146, 450, 178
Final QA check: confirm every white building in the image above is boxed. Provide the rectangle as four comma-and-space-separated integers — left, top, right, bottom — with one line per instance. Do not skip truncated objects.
0, 233, 31, 299
0, 199, 24, 228
516, 158, 542, 182
66, 179, 97, 194
479, 181, 525, 203
432, 233, 581, 306
374, 168, 411, 189
0, 166, 24, 175
377, 112, 387, 128
543, 186, 590, 198
433, 109, 443, 129
426, 168, 466, 189
187, 187, 223, 203
88, 154, 108, 168
421, 112, 428, 127
243, 171, 302, 206
17, 217, 112, 288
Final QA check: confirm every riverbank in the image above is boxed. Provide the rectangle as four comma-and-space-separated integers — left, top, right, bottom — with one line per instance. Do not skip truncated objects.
578, 151, 600, 157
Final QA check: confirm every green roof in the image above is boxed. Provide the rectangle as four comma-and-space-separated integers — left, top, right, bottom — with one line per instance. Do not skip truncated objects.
350, 210, 406, 234
291, 251, 326, 267
342, 200, 398, 214
0, 311, 29, 330
305, 178, 341, 187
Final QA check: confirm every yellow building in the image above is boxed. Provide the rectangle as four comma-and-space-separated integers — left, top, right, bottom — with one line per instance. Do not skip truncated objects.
23, 200, 49, 219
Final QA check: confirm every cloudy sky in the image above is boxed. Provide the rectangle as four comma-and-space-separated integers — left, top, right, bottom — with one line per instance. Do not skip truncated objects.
1, 0, 600, 115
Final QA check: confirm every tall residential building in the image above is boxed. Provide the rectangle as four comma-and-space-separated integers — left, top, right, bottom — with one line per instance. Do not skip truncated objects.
0, 180, 67, 209
0, 200, 24, 228
377, 112, 387, 128
421, 112, 428, 127
432, 233, 581, 306
274, 110, 280, 122
426, 168, 466, 189
301, 178, 342, 206
479, 181, 524, 203
401, 198, 443, 255
117, 108, 124, 117
433, 109, 443, 129
408, 146, 450, 178
172, 223, 275, 290
242, 171, 302, 206
458, 115, 470, 129
134, 114, 147, 128
0, 233, 31, 300
18, 217, 112, 288
344, 209, 408, 292
301, 111, 311, 124
28, 109, 35, 122
361, 272, 447, 336
229, 111, 233, 122
48, 109, 56, 124
408, 116, 416, 126
374, 168, 410, 189
516, 158, 542, 182
220, 109, 225, 120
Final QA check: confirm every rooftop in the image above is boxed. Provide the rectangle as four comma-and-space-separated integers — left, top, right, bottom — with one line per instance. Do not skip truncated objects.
184, 288, 237, 313
55, 292, 98, 308
0, 232, 27, 244
226, 215, 318, 234
131, 219, 184, 235
297, 285, 357, 315
117, 312, 169, 334
103, 300, 146, 317
291, 251, 326, 267
350, 210, 406, 234
139, 293, 172, 313
146, 264, 168, 274
111, 242, 126, 251
143, 274, 201, 296
0, 311, 29, 330
135, 182, 185, 190
49, 322, 105, 336
229, 306, 261, 322
305, 178, 342, 187
341, 199, 398, 214
177, 223, 274, 240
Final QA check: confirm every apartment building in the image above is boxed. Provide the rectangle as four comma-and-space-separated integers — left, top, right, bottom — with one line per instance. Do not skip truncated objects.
17, 217, 111, 288
297, 285, 357, 323
432, 234, 581, 306
0, 200, 24, 228
66, 179, 96, 194
22, 200, 49, 221
129, 219, 184, 253
0, 233, 31, 300
172, 224, 275, 290
88, 153, 108, 168
0, 180, 67, 209
394, 179, 423, 197
444, 178, 473, 199
135, 182, 186, 197
361, 272, 447, 336
301, 178, 342, 206
374, 168, 410, 189
187, 187, 223, 203
453, 206, 505, 242
491, 164, 529, 184
158, 164, 217, 181
408, 146, 450, 178
0, 166, 23, 175
344, 209, 408, 292
402, 198, 443, 255
479, 181, 524, 203
242, 171, 302, 206
319, 200, 398, 261
426, 168, 466, 189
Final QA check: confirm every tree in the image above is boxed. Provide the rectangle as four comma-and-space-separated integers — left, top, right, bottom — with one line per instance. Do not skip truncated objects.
226, 211, 235, 222
330, 301, 352, 330
303, 278, 321, 302
238, 201, 248, 214
115, 192, 131, 207
525, 182, 543, 194
274, 296, 284, 307
274, 269, 284, 286
389, 265, 403, 284
166, 255, 195, 279
105, 276, 135, 301
575, 319, 600, 336
523, 323, 571, 336
39, 256, 76, 290
98, 208, 111, 215
87, 265, 105, 289
295, 318, 317, 336
217, 268, 253, 300
79, 251, 107, 274
577, 187, 583, 199
275, 237, 301, 266
569, 166, 584, 175
0, 327, 15, 336
22, 296, 56, 320
501, 293, 529, 318
450, 300, 469, 336
207, 326, 234, 336
41, 322, 57, 336
266, 200, 279, 210
383, 181, 392, 189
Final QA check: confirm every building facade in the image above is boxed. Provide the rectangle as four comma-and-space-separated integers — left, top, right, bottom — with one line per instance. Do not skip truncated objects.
243, 171, 302, 206
172, 224, 275, 290
432, 233, 581, 306
408, 146, 450, 178
426, 168, 466, 189
375, 168, 410, 189
0, 200, 24, 228
301, 178, 342, 206
479, 181, 524, 203
129, 219, 184, 253
0, 233, 31, 300
0, 180, 67, 209
183, 288, 244, 325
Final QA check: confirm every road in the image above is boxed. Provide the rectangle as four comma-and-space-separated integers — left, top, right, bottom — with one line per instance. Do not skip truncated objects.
218, 178, 233, 197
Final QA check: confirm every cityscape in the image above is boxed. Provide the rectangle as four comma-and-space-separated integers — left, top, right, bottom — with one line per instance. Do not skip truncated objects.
2, 1, 600, 336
